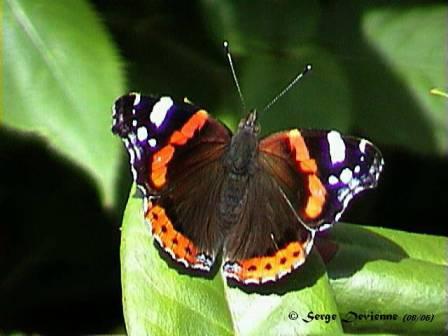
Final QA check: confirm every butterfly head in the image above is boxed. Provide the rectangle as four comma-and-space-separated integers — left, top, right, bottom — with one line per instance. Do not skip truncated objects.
225, 109, 260, 175
238, 109, 260, 134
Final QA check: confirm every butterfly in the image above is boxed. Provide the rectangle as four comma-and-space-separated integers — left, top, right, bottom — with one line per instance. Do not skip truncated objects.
111, 45, 384, 285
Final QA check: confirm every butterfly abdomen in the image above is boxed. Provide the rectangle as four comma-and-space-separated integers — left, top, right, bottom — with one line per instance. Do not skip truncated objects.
218, 174, 249, 226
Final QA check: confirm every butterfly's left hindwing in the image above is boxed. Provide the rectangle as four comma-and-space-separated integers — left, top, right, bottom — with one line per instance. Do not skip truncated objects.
259, 129, 384, 231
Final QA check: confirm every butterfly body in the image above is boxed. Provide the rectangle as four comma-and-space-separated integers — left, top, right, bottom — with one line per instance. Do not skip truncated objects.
112, 93, 384, 284
219, 111, 260, 227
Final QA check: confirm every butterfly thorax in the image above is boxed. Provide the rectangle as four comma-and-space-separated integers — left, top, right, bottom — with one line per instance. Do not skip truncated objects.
219, 111, 260, 226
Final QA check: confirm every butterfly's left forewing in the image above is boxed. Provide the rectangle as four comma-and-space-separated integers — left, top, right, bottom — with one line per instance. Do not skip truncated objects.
259, 129, 384, 231
113, 93, 232, 271
112, 94, 205, 195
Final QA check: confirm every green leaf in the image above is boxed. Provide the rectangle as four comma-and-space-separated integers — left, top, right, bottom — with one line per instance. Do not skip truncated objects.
121, 188, 447, 335
360, 5, 447, 155
3, 0, 124, 205
224, 259, 343, 336
121, 186, 343, 336
326, 223, 447, 334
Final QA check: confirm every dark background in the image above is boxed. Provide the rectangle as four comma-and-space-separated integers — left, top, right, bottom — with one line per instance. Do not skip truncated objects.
1, 0, 446, 334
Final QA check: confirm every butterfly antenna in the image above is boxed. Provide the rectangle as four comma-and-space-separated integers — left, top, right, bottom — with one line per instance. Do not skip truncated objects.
262, 64, 312, 113
223, 41, 246, 113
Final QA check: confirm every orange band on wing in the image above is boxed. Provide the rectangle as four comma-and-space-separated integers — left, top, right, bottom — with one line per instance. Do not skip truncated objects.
299, 159, 317, 173
287, 129, 326, 219
304, 177, 326, 219
169, 130, 188, 145
149, 110, 208, 189
151, 166, 167, 188
146, 205, 199, 265
225, 240, 311, 284
308, 175, 326, 200
152, 145, 175, 170
180, 110, 208, 138
151, 145, 174, 188
288, 129, 310, 161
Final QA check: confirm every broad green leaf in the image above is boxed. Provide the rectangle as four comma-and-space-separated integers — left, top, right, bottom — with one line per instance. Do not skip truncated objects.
3, 0, 124, 205
121, 187, 447, 335
326, 223, 447, 334
121, 186, 343, 335
361, 5, 447, 155
224, 256, 343, 335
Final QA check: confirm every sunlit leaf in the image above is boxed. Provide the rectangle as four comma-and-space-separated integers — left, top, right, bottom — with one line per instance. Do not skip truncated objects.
3, 0, 124, 205
121, 187, 447, 335
327, 224, 447, 334
361, 5, 447, 154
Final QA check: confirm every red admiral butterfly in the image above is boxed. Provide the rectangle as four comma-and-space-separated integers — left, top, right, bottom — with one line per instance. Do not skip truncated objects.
112, 42, 384, 284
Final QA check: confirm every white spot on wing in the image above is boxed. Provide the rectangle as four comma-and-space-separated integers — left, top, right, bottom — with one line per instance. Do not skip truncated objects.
192, 263, 210, 271
132, 120, 137, 127
150, 96, 173, 127
148, 138, 157, 147
244, 278, 261, 285
337, 187, 350, 202
327, 131, 345, 164
133, 93, 141, 106
305, 231, 315, 254
128, 133, 141, 160
137, 126, 148, 141
359, 139, 367, 153
177, 258, 189, 267
328, 175, 339, 185
318, 223, 333, 231
340, 168, 353, 184
348, 177, 360, 190
261, 276, 277, 284
354, 165, 361, 174
335, 212, 343, 222
128, 147, 135, 164
277, 270, 289, 279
